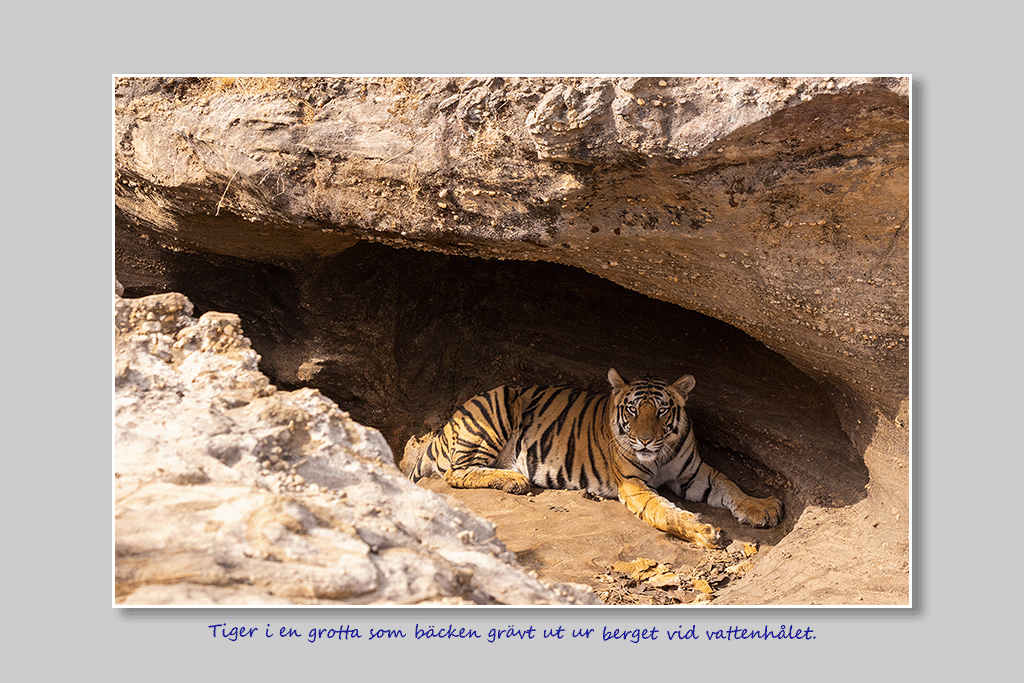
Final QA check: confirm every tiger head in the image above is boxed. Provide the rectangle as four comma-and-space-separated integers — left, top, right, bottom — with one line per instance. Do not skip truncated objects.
608, 368, 695, 460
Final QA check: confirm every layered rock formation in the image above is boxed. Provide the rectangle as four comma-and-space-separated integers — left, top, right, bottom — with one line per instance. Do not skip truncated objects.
114, 76, 910, 605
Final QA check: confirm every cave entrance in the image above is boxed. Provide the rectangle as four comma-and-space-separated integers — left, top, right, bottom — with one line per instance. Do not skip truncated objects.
119, 235, 866, 508
118, 235, 868, 596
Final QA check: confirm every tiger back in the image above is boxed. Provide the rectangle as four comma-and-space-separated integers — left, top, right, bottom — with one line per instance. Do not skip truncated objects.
404, 368, 782, 548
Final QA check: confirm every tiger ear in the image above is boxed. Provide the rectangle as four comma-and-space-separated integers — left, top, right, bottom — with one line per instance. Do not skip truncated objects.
672, 374, 696, 397
608, 368, 627, 390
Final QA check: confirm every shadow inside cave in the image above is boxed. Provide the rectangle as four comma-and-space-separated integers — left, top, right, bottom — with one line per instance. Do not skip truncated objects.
116, 232, 869, 516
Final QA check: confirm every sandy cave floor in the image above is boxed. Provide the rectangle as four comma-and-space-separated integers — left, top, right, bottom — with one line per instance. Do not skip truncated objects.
414, 477, 789, 606
413, 464, 909, 606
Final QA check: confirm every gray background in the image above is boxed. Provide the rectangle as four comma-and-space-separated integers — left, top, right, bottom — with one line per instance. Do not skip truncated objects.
12, 2, 1014, 678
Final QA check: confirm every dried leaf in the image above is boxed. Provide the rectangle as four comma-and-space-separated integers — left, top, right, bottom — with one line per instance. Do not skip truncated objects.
611, 558, 656, 575
725, 559, 754, 576
646, 573, 680, 588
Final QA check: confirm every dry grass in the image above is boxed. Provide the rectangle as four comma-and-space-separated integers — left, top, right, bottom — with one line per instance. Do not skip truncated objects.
203, 76, 317, 122
208, 76, 285, 96
470, 121, 516, 160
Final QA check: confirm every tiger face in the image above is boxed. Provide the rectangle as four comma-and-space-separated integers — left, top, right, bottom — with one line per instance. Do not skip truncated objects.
608, 368, 696, 460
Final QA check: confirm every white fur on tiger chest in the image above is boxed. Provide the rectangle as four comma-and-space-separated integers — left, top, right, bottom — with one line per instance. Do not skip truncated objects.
643, 427, 700, 495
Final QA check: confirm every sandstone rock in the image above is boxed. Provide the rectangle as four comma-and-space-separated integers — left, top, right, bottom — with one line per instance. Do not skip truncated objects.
114, 289, 599, 605
115, 76, 907, 415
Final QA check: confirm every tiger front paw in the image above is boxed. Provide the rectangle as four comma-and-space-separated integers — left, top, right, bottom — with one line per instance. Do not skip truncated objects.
734, 495, 783, 528
668, 513, 722, 549
689, 520, 723, 550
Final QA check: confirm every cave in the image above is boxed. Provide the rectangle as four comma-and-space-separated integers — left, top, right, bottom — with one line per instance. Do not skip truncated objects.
117, 229, 868, 532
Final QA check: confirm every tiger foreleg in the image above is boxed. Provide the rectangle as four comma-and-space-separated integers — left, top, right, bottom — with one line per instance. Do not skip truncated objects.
444, 466, 533, 495
704, 470, 783, 528
618, 478, 721, 549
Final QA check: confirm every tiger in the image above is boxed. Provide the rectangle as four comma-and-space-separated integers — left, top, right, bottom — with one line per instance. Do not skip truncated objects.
403, 368, 782, 549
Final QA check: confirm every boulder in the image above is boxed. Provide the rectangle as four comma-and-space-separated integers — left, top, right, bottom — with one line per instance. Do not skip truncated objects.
114, 289, 599, 605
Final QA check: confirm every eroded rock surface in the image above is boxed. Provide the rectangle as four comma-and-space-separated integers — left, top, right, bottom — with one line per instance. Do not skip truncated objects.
115, 76, 908, 416
114, 289, 599, 605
